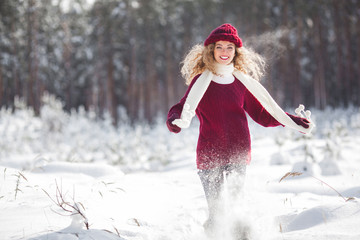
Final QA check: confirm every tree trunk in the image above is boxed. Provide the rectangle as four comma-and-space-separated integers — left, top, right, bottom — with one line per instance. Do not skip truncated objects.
356, 1, 360, 105
287, 0, 303, 107
127, 37, 139, 121
292, 12, 302, 106
124, 1, 140, 123
343, 2, 354, 105
0, 64, 3, 107
313, 9, 327, 109
332, 0, 345, 106
11, 18, 21, 102
27, 0, 37, 113
106, 43, 117, 125
165, 23, 175, 112
144, 33, 155, 123
62, 20, 73, 111
278, 0, 290, 107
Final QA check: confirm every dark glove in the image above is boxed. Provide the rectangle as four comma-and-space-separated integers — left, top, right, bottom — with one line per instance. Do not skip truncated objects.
286, 113, 310, 129
166, 113, 181, 133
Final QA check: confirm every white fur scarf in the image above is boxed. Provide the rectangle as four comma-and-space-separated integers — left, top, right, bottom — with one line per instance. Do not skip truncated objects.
172, 63, 314, 134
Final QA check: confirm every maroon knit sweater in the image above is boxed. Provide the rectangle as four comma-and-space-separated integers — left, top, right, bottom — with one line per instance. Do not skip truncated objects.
167, 74, 283, 170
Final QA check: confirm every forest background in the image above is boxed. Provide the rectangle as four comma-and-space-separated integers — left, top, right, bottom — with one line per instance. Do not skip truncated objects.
1, 0, 359, 125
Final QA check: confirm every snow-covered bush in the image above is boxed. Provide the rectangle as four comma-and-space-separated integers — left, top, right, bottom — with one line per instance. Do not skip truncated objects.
0, 97, 42, 159
1, 97, 359, 173
40, 92, 68, 133
0, 93, 194, 172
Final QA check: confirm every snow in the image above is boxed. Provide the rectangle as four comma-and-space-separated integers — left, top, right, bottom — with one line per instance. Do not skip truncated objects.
1, 99, 360, 240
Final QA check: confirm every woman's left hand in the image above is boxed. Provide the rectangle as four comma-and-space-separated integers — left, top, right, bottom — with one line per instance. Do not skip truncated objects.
286, 113, 310, 129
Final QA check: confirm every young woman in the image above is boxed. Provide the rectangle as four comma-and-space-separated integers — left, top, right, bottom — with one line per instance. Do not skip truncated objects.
166, 23, 313, 234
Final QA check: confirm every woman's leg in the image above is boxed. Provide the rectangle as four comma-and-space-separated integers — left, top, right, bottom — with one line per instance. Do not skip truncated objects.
198, 167, 224, 224
224, 163, 247, 200
198, 163, 247, 233
224, 163, 251, 239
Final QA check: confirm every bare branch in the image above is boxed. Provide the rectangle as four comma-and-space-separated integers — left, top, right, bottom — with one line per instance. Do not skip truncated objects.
279, 171, 355, 202
43, 180, 89, 229
279, 172, 303, 183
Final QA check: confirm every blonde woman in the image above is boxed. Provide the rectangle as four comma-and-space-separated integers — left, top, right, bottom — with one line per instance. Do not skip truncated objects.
166, 23, 313, 236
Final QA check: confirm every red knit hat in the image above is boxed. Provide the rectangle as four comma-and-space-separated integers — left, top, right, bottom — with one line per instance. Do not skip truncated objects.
204, 23, 243, 48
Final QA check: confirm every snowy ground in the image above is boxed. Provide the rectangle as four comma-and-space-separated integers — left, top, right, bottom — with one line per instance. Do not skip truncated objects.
1, 100, 360, 240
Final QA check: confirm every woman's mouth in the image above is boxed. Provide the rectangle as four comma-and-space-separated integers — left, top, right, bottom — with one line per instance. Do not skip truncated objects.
220, 56, 229, 60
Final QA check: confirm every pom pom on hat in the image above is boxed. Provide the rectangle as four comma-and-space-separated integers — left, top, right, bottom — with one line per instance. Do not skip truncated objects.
204, 23, 243, 48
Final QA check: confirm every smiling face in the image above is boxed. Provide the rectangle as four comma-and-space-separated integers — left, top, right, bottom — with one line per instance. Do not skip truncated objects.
214, 41, 236, 65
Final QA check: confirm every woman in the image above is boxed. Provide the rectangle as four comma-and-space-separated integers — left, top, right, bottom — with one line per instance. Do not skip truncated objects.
166, 23, 313, 235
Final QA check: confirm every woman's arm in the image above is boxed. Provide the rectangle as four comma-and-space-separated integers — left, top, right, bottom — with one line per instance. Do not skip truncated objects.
243, 88, 283, 127
166, 74, 201, 133
243, 88, 309, 129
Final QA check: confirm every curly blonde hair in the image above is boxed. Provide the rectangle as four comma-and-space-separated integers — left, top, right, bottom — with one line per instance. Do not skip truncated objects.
181, 43, 266, 85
